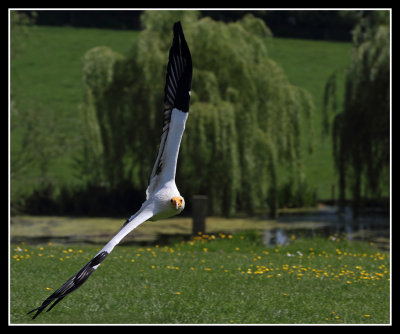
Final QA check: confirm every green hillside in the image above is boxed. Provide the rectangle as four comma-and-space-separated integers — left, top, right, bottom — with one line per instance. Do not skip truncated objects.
10, 25, 351, 205
10, 26, 139, 192
267, 37, 351, 199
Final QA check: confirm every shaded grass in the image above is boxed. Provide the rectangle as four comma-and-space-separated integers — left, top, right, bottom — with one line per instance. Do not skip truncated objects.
10, 234, 390, 324
10, 215, 274, 244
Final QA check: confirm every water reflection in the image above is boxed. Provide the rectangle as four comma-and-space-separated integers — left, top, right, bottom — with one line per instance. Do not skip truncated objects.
263, 205, 390, 250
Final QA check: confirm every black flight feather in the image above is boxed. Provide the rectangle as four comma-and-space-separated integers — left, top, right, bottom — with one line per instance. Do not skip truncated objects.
148, 21, 192, 186
27, 251, 109, 319
164, 21, 192, 113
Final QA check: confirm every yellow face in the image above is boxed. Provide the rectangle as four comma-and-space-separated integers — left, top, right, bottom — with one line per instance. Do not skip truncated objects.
170, 196, 184, 209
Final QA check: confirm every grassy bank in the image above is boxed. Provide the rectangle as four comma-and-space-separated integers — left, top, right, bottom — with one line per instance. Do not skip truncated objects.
10, 233, 390, 324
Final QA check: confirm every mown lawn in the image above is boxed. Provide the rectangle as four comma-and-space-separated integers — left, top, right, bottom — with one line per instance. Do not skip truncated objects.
10, 233, 390, 324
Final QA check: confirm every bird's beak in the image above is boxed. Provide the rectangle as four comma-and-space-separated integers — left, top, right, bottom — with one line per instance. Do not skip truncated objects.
171, 197, 182, 209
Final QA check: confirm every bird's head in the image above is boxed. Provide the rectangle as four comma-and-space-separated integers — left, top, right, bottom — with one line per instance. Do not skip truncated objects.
170, 196, 185, 211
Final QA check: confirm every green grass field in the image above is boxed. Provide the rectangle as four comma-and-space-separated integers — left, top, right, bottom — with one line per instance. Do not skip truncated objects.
10, 26, 139, 194
10, 233, 390, 324
10, 23, 390, 326
267, 38, 351, 199
10, 25, 352, 201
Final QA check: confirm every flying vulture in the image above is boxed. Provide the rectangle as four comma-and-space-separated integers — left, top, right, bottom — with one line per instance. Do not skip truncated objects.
28, 21, 192, 319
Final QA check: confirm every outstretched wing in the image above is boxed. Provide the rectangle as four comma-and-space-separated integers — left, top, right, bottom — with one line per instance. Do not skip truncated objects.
28, 204, 154, 319
146, 21, 192, 199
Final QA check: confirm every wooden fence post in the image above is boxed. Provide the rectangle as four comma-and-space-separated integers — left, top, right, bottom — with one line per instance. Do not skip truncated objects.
192, 195, 208, 235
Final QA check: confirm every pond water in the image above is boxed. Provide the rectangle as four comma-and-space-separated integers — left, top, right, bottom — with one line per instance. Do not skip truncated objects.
11, 205, 390, 250
263, 204, 390, 250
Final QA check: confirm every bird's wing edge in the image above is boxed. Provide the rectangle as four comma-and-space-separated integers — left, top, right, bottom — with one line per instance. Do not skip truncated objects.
27, 204, 154, 319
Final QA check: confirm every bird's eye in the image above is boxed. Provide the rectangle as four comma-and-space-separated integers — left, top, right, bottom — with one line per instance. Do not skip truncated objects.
170, 199, 173, 203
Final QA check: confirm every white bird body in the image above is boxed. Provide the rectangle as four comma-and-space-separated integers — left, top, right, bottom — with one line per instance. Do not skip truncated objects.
29, 21, 192, 319
146, 108, 188, 199
100, 183, 182, 256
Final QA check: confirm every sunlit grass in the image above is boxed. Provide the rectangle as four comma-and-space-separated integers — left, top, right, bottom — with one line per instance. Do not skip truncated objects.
10, 233, 390, 324
267, 37, 352, 199
10, 26, 139, 193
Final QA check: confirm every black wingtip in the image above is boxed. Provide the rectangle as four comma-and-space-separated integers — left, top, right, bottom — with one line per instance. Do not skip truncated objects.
164, 21, 192, 113
27, 251, 109, 319
27, 301, 53, 320
173, 21, 183, 35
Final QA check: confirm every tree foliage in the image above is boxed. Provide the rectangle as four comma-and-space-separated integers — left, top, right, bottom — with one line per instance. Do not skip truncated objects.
80, 11, 314, 216
323, 11, 390, 216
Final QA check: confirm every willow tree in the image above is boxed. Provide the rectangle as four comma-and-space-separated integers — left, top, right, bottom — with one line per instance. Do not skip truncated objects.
323, 11, 390, 217
80, 11, 314, 216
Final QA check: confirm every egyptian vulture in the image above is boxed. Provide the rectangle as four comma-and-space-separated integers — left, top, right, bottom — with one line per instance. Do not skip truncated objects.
28, 21, 192, 319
